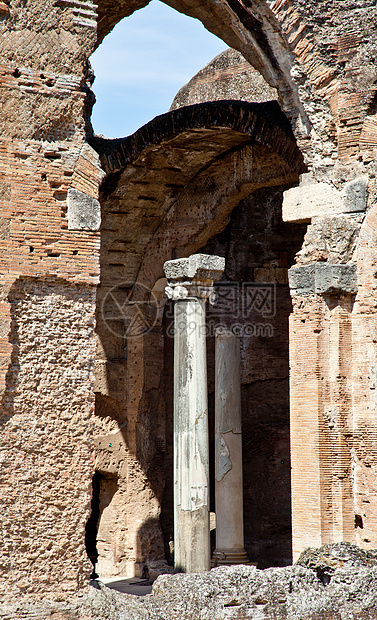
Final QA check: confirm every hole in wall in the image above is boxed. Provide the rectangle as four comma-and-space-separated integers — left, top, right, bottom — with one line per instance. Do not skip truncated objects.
89, 0, 227, 138
85, 472, 101, 579
85, 470, 120, 580
355, 514, 364, 529
316, 568, 332, 586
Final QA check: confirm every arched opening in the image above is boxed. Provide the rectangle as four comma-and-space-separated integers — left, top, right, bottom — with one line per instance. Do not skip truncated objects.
93, 0, 310, 136
82, 0, 320, 582
90, 94, 307, 576
85, 470, 120, 579
89, 0, 228, 137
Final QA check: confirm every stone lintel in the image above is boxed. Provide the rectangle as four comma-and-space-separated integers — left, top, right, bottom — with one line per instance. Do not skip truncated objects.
164, 253, 225, 283
67, 188, 101, 231
288, 263, 357, 296
283, 174, 368, 223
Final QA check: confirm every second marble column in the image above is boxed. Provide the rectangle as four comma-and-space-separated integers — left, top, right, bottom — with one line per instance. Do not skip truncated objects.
213, 328, 249, 566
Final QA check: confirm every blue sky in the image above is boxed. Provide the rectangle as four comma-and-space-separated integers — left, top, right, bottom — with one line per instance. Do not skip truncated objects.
90, 0, 228, 138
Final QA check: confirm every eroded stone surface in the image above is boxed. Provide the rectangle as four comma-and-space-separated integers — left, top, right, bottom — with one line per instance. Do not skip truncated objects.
5, 545, 377, 619
283, 174, 368, 223
296, 215, 361, 264
67, 188, 101, 231
164, 253, 225, 282
170, 48, 278, 110
289, 263, 358, 296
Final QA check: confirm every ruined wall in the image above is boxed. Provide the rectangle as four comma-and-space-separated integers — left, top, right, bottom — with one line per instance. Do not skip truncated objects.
1, 0, 377, 603
0, 0, 103, 601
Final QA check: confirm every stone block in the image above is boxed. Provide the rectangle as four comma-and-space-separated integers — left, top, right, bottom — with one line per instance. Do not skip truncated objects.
343, 176, 368, 212
288, 264, 316, 295
289, 262, 357, 295
283, 174, 368, 223
314, 263, 357, 295
67, 188, 101, 231
164, 253, 225, 282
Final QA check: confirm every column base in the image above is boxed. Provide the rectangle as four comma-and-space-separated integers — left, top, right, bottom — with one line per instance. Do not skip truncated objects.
211, 548, 252, 567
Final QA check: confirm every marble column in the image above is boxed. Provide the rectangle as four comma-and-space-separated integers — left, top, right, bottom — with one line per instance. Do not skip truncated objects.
164, 254, 225, 573
212, 328, 249, 566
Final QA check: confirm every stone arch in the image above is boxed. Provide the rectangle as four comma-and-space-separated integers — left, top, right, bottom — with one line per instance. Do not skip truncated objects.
92, 98, 306, 575
92, 1, 377, 170
91, 99, 304, 302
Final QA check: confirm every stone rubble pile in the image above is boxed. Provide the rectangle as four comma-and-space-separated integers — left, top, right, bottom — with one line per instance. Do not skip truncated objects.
2, 544, 377, 620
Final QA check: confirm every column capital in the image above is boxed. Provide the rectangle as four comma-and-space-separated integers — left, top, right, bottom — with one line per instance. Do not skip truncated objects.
165, 283, 215, 302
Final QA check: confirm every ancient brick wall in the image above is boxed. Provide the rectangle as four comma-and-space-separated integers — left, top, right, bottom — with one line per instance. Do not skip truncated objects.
0, 0, 102, 600
1, 0, 377, 604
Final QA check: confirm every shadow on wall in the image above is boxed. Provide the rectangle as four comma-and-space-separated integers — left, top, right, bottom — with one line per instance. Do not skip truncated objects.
0, 282, 21, 426
136, 516, 169, 579
0, 277, 34, 424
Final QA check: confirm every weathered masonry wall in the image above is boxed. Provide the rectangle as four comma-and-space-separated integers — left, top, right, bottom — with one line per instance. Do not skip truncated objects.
1, 279, 96, 597
288, 258, 377, 559
1, 0, 377, 606
0, 133, 102, 599
0, 0, 103, 600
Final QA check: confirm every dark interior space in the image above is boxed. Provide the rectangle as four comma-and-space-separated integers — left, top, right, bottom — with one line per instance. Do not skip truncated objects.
85, 470, 120, 577
85, 471, 101, 578
159, 184, 307, 568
